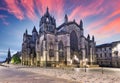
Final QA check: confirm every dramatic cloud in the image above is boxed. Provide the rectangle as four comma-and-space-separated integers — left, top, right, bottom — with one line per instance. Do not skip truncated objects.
91, 17, 120, 39
20, 0, 37, 20
4, 0, 24, 20
69, 0, 104, 22
35, 0, 65, 25
1, 0, 120, 45
0, 15, 9, 25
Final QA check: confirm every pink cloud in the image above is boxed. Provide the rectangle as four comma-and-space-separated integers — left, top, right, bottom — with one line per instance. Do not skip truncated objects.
35, 0, 65, 25
20, 0, 37, 20
91, 17, 120, 39
0, 15, 7, 18
87, 1, 120, 31
69, 0, 104, 22
4, 0, 24, 20
0, 15, 9, 25
3, 20, 9, 25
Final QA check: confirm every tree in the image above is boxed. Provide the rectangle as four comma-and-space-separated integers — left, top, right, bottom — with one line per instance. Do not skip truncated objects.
11, 54, 21, 64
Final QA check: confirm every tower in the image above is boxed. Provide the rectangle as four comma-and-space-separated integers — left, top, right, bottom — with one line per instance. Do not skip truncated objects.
39, 7, 56, 33
32, 26, 38, 43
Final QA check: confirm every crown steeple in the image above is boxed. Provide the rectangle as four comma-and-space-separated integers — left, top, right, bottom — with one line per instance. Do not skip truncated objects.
39, 7, 56, 33
45, 7, 49, 16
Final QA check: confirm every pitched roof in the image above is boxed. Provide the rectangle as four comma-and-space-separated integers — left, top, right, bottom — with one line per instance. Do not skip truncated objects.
57, 21, 83, 30
32, 26, 37, 33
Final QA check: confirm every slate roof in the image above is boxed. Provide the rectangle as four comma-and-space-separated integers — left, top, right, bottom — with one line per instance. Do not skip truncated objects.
57, 21, 83, 31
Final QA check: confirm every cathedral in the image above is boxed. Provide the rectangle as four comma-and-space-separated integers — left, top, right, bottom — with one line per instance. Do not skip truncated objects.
21, 8, 96, 67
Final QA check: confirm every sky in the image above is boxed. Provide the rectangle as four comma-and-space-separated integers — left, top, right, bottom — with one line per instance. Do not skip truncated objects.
0, 0, 120, 61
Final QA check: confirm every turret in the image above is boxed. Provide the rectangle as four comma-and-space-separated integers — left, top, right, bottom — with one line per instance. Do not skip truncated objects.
25, 29, 28, 35
23, 29, 28, 42
80, 20, 83, 30
87, 34, 90, 40
32, 26, 37, 33
92, 35, 95, 42
32, 26, 38, 42
64, 14, 68, 23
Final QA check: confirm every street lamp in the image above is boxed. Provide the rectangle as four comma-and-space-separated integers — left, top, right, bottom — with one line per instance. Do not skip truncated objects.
85, 58, 88, 72
102, 66, 104, 74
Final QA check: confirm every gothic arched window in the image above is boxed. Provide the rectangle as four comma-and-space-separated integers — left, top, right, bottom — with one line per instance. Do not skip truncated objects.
46, 17, 49, 22
49, 42, 54, 57
70, 30, 78, 51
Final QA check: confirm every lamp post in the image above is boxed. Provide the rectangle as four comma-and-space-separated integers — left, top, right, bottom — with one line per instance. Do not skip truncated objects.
85, 58, 88, 72
102, 66, 104, 74
45, 51, 47, 68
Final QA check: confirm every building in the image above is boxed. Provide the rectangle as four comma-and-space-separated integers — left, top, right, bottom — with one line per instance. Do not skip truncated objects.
21, 8, 96, 67
96, 41, 120, 67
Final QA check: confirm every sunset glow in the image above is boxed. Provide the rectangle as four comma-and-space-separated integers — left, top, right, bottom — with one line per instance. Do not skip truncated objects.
0, 0, 120, 61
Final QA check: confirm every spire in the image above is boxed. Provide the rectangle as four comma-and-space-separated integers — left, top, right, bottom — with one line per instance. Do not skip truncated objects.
45, 7, 49, 16
64, 14, 68, 23
87, 34, 90, 40
80, 20, 83, 30
25, 29, 28, 35
47, 7, 49, 12
92, 35, 95, 42
8, 48, 11, 59
32, 26, 37, 33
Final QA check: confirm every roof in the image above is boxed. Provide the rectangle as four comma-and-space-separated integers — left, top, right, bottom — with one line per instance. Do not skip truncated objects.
96, 40, 120, 48
56, 31, 69, 35
57, 21, 83, 30
96, 43, 112, 48
32, 26, 37, 33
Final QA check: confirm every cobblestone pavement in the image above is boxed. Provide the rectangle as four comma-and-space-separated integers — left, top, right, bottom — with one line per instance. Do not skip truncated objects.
0, 66, 79, 83
1, 64, 120, 83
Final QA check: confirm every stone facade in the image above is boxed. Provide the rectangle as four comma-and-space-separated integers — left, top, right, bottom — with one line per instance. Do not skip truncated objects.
96, 41, 120, 67
21, 8, 96, 67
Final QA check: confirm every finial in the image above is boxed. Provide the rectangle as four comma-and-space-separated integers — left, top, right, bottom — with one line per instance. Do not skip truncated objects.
87, 34, 90, 40
80, 20, 83, 29
92, 35, 94, 42
25, 29, 28, 34
46, 7, 49, 14
64, 14, 68, 23
47, 7, 48, 11
73, 19, 76, 22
